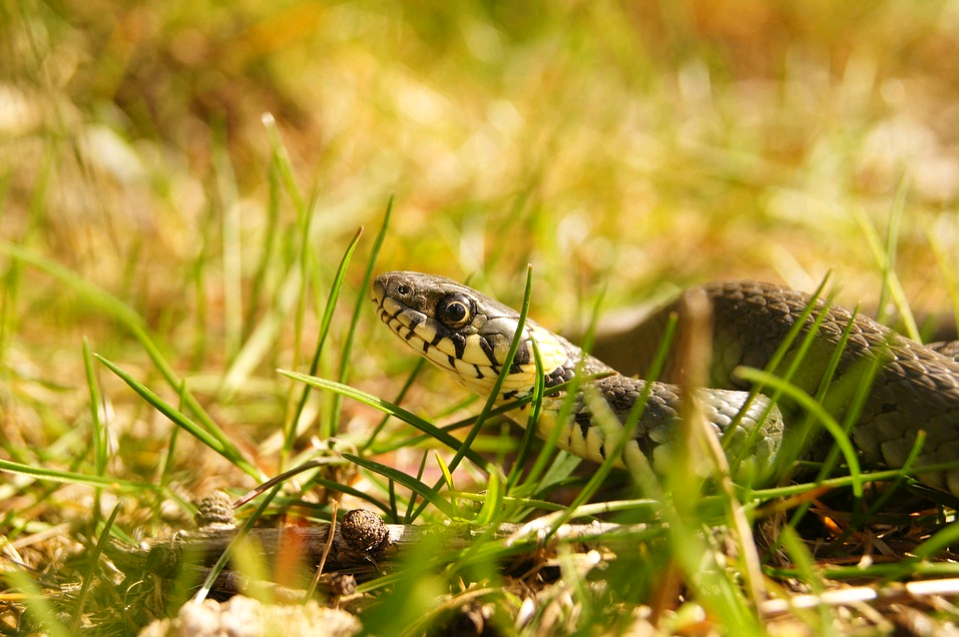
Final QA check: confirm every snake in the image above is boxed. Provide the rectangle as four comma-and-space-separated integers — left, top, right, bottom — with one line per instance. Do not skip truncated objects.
371, 271, 959, 495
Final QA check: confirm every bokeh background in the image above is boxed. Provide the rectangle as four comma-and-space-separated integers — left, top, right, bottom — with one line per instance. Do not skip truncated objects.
3, 0, 959, 521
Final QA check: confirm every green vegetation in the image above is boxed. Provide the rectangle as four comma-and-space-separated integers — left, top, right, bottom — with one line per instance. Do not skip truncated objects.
2, 0, 959, 634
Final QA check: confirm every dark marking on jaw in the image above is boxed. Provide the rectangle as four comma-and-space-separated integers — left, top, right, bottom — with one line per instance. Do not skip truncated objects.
450, 333, 466, 360
479, 336, 499, 367
473, 364, 483, 379
506, 338, 532, 373
629, 432, 654, 459
503, 390, 518, 400
574, 410, 592, 439
512, 338, 531, 366
447, 355, 456, 369
406, 314, 423, 336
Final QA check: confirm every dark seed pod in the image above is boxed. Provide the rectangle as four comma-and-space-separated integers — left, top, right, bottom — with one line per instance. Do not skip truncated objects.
340, 509, 389, 554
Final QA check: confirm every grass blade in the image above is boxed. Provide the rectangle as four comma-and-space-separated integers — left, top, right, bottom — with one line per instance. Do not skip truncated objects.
854, 202, 920, 340
735, 367, 863, 498
278, 370, 492, 471
290, 226, 363, 449
328, 196, 393, 436
343, 453, 455, 518
0, 458, 157, 491
71, 504, 122, 634
96, 354, 262, 479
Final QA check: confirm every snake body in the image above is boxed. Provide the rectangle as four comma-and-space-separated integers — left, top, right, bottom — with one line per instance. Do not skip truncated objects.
372, 272, 959, 494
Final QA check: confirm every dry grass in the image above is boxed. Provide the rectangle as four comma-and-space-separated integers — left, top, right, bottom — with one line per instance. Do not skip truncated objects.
2, 0, 959, 634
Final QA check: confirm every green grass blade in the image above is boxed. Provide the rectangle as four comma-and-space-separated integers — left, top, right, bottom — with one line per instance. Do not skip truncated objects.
403, 451, 431, 523
505, 338, 546, 492
238, 459, 394, 515
361, 357, 427, 454
83, 336, 108, 525
435, 451, 455, 493
727, 277, 834, 475
262, 112, 307, 219
3, 568, 70, 637
242, 150, 283, 339
343, 453, 455, 518
910, 510, 959, 562
560, 309, 678, 512
278, 370, 492, 471
736, 367, 863, 498
213, 130, 243, 359
82, 337, 107, 479
854, 202, 920, 340
447, 264, 533, 475
517, 341, 578, 496
752, 459, 959, 501
474, 470, 503, 527
71, 504, 122, 634
96, 354, 262, 479
0, 242, 145, 329
834, 430, 928, 545
809, 335, 885, 489
778, 526, 833, 633
765, 302, 872, 557
289, 184, 318, 438
0, 457, 157, 491
328, 195, 393, 436
291, 225, 363, 447
923, 217, 959, 340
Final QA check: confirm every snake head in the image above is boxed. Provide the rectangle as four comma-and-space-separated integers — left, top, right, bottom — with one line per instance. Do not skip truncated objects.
371, 271, 582, 400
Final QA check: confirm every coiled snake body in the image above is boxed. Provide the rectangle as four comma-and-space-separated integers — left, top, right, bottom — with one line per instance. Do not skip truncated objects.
372, 272, 959, 494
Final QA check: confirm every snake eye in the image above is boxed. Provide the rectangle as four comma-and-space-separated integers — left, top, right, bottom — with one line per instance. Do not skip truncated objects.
437, 293, 473, 328
396, 284, 412, 297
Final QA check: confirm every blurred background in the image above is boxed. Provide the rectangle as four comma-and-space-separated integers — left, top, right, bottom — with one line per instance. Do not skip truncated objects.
2, 0, 959, 490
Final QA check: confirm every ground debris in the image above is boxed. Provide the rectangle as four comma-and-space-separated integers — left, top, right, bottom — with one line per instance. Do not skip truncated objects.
108, 513, 644, 586
136, 595, 360, 637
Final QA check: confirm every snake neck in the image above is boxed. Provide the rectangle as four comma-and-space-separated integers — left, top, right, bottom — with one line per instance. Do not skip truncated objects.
462, 322, 614, 404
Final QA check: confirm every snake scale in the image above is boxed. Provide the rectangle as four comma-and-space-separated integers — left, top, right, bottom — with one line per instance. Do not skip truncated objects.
372, 272, 959, 495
